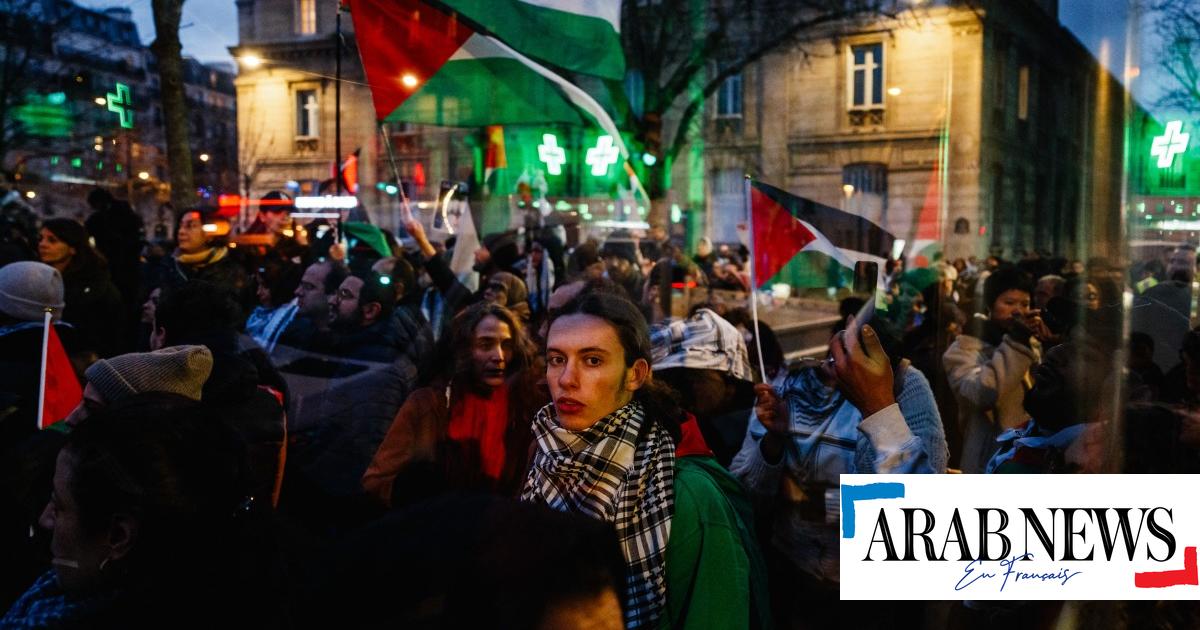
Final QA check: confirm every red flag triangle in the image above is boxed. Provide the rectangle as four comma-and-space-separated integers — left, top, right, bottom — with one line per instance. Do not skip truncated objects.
40, 322, 81, 430
751, 186, 816, 288
348, 0, 475, 121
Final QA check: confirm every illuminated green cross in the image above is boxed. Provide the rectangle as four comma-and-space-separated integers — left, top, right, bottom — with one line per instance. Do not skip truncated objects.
538, 133, 566, 176
1151, 120, 1189, 169
586, 135, 620, 176
106, 83, 134, 129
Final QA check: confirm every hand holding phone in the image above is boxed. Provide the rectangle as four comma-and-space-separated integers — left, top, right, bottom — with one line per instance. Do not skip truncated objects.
830, 315, 895, 417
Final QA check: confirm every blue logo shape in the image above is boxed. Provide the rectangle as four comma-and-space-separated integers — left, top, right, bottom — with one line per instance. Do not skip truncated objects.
842, 482, 905, 538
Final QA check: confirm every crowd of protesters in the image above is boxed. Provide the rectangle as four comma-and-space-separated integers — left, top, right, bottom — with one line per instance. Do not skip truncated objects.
1, 185, 1199, 629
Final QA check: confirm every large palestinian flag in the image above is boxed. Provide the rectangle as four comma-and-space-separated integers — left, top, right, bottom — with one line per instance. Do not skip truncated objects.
349, 0, 622, 135
430, 0, 624, 80
750, 179, 896, 289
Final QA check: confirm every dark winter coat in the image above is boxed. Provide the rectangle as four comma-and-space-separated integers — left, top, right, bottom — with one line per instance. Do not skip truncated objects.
61, 261, 125, 358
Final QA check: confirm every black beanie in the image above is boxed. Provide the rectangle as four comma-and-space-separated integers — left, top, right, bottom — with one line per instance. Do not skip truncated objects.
983, 265, 1034, 310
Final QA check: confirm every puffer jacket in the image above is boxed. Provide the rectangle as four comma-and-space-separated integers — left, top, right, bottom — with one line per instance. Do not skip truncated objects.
942, 330, 1038, 473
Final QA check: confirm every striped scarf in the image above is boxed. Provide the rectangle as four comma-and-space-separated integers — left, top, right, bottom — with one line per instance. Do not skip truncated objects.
521, 400, 675, 628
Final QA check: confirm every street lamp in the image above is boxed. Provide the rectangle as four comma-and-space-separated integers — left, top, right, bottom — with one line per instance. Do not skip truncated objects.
199, 153, 210, 162
138, 171, 150, 180
238, 53, 263, 69
94, 97, 107, 106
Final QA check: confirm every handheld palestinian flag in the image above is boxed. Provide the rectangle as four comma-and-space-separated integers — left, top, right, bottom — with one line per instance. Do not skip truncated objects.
429, 0, 624, 80
749, 179, 896, 289
37, 311, 82, 430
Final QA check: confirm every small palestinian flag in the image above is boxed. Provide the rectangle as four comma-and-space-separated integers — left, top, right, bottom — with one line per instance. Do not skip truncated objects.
750, 179, 896, 289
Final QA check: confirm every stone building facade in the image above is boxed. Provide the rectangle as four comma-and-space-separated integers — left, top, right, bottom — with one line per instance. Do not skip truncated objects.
702, 0, 1126, 262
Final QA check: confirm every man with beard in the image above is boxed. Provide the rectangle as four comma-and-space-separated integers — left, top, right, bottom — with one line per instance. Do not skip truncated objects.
282, 270, 419, 519
276, 260, 348, 351
325, 271, 402, 363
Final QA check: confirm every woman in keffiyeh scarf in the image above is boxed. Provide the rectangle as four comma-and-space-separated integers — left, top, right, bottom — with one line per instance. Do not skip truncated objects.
523, 290, 768, 629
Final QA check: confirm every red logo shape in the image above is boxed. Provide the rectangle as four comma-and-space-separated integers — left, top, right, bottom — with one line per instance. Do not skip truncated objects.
1135, 546, 1198, 588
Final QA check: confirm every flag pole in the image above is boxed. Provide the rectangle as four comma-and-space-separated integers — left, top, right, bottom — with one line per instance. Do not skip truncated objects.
379, 122, 415, 224
744, 175, 769, 383
36, 309, 51, 430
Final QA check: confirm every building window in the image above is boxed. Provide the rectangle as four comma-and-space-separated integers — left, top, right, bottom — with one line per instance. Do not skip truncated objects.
848, 43, 883, 110
296, 0, 316, 35
296, 89, 319, 137
717, 72, 743, 118
1017, 65, 1030, 121
711, 168, 745, 243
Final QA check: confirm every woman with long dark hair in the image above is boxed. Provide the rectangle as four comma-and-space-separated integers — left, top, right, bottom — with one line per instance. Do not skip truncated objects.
363, 301, 547, 508
39, 219, 124, 357
523, 290, 769, 629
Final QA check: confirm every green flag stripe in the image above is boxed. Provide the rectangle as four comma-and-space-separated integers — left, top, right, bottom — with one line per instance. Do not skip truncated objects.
437, 0, 624, 80
386, 56, 589, 127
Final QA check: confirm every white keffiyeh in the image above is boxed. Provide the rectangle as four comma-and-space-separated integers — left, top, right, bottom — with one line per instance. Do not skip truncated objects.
521, 400, 675, 628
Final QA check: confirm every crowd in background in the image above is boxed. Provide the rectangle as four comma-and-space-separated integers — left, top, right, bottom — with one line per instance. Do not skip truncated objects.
1, 186, 1198, 629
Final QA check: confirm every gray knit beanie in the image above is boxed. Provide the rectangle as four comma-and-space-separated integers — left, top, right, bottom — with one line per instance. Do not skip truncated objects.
0, 261, 66, 322
85, 345, 214, 403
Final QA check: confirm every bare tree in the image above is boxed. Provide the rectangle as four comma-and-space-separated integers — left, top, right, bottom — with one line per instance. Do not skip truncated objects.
614, 0, 903, 225
236, 98, 274, 226
1149, 0, 1200, 114
150, 0, 194, 210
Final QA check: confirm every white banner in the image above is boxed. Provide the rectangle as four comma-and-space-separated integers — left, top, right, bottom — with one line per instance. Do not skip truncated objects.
840, 474, 1200, 600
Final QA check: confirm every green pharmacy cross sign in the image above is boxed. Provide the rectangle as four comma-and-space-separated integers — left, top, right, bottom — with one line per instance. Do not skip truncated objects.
1151, 120, 1189, 169
106, 83, 134, 129
586, 135, 620, 176
538, 133, 566, 176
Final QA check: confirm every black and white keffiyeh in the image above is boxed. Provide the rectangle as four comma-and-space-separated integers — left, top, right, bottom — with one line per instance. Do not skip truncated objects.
521, 400, 676, 628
